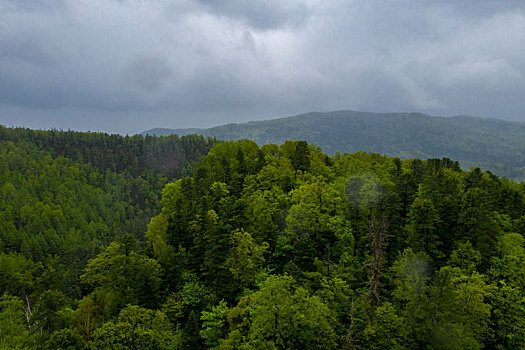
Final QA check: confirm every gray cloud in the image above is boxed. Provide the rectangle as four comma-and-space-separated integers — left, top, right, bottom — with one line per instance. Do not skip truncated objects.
1, 0, 525, 134
123, 55, 173, 96
195, 0, 311, 30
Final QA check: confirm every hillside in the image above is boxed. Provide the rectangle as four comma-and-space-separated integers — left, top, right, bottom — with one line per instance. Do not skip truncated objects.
143, 110, 525, 178
0, 126, 217, 294
0, 126, 218, 178
1, 134, 525, 348
0, 126, 223, 348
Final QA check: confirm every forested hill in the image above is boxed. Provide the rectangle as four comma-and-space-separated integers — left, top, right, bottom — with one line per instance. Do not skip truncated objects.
0, 126, 218, 250
0, 126, 218, 178
2, 134, 525, 348
143, 110, 525, 178
0, 126, 217, 344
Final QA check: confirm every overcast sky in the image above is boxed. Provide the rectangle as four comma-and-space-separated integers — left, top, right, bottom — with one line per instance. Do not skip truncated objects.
1, 0, 525, 134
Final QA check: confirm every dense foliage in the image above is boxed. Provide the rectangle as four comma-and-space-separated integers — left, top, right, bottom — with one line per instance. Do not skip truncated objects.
0, 125, 218, 178
0, 127, 215, 348
1, 130, 525, 349
144, 110, 525, 179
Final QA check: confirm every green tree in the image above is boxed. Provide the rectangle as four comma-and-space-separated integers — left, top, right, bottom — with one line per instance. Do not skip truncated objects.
391, 249, 433, 348
363, 302, 409, 350
488, 233, 525, 348
0, 294, 35, 350
221, 275, 336, 349
81, 240, 162, 316
490, 232, 525, 290
406, 197, 443, 260
224, 229, 269, 289
448, 241, 482, 274
89, 305, 181, 350
74, 294, 104, 340
457, 188, 502, 264
200, 300, 229, 348
428, 267, 492, 349
31, 289, 71, 337
285, 179, 346, 271
0, 252, 41, 298
488, 282, 525, 349
43, 328, 85, 350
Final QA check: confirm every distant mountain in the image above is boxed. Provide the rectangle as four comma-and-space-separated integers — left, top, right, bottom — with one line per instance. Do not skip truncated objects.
142, 110, 525, 179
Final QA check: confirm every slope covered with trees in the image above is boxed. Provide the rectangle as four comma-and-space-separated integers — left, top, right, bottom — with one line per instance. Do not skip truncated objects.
0, 126, 218, 178
0, 127, 217, 349
2, 133, 524, 349
143, 110, 525, 179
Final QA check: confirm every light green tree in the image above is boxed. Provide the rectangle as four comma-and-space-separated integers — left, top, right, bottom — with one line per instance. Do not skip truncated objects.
200, 300, 229, 348
81, 239, 162, 317
220, 275, 336, 349
0, 294, 35, 350
429, 267, 492, 349
90, 305, 181, 350
224, 229, 269, 289
363, 302, 409, 350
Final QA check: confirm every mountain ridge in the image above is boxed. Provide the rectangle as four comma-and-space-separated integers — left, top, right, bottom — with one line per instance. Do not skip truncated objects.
142, 110, 525, 178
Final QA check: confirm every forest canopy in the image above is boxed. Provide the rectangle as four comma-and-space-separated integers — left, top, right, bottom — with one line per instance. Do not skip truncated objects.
1, 128, 525, 349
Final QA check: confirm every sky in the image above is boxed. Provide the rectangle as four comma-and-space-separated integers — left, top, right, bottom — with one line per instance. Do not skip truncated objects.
1, 0, 525, 134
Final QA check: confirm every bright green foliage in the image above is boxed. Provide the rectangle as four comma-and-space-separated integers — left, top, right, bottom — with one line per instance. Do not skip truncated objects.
391, 249, 433, 347
74, 295, 104, 340
490, 233, 525, 290
218, 275, 336, 349
489, 282, 525, 349
145, 214, 172, 265
345, 172, 385, 211
2, 127, 525, 349
89, 305, 181, 350
243, 187, 287, 247
200, 300, 229, 348
81, 240, 162, 316
0, 294, 35, 349
285, 179, 348, 270
0, 128, 215, 317
311, 276, 356, 345
364, 302, 409, 350
0, 140, 158, 266
43, 328, 85, 350
391, 249, 433, 304
158, 141, 525, 349
449, 241, 482, 274
488, 233, 525, 349
162, 275, 219, 349
224, 230, 269, 289
392, 247, 493, 349
428, 267, 492, 349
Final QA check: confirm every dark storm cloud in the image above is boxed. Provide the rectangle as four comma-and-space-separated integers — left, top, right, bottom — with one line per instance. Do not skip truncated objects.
195, 0, 311, 30
1, 0, 525, 134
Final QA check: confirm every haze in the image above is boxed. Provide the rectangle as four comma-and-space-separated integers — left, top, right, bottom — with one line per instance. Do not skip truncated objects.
1, 0, 525, 134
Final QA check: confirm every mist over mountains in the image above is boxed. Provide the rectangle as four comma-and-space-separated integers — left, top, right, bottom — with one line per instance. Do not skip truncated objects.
143, 110, 525, 179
